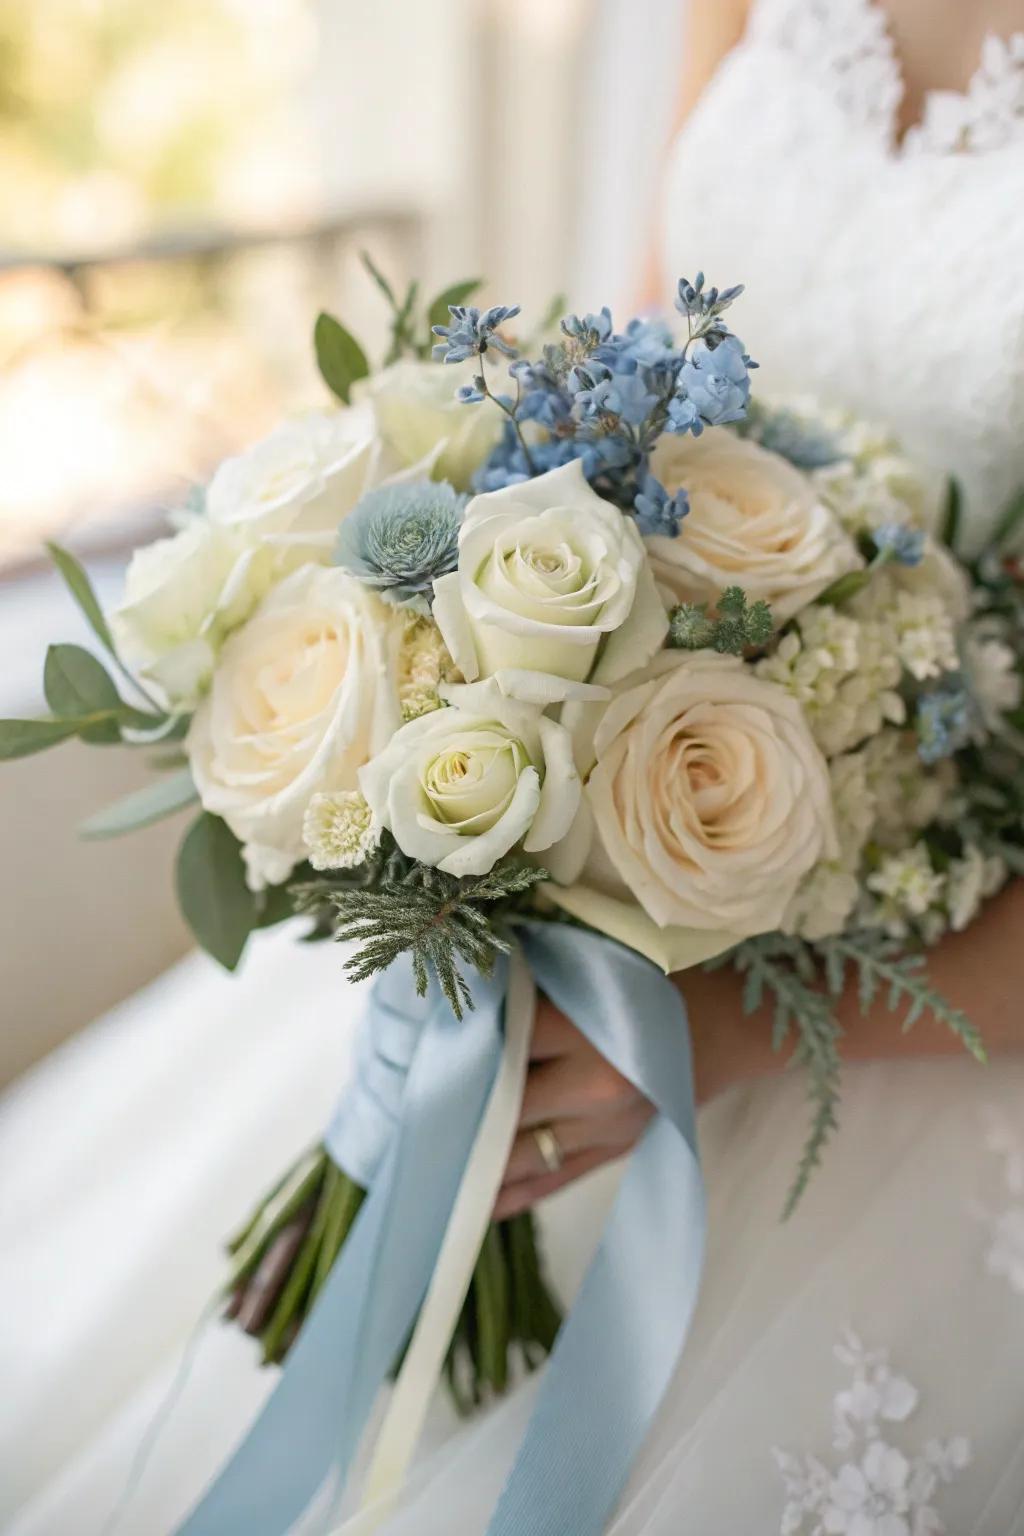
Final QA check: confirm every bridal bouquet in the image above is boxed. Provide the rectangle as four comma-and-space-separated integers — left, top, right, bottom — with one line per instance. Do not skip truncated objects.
5, 264, 1022, 1536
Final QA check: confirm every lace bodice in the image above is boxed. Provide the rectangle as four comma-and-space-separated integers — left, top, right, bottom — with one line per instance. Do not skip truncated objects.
663, 0, 1024, 549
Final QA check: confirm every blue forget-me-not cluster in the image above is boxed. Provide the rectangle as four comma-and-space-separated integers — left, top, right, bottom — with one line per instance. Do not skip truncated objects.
431, 275, 755, 539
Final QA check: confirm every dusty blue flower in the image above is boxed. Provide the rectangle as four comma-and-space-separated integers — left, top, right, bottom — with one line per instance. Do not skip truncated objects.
633, 472, 689, 538
561, 308, 614, 347
432, 304, 521, 364
595, 317, 680, 377
916, 682, 971, 763
874, 522, 926, 567
668, 334, 754, 435
569, 366, 657, 428
334, 480, 465, 611
674, 272, 744, 335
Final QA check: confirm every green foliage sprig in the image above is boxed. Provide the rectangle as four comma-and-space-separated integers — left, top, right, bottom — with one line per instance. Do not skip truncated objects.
710, 926, 986, 1217
710, 934, 842, 1218
668, 585, 773, 655
820, 932, 986, 1063
0, 545, 181, 764
294, 838, 547, 1019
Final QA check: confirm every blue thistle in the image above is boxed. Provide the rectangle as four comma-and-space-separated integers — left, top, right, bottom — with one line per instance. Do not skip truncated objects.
741, 403, 843, 469
334, 481, 465, 612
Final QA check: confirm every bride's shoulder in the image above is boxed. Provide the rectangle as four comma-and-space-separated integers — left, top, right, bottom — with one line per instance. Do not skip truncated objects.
674, 1, 753, 127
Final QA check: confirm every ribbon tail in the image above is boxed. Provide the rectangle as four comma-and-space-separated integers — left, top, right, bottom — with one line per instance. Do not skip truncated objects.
484, 922, 706, 1536
355, 947, 536, 1525
174, 954, 508, 1536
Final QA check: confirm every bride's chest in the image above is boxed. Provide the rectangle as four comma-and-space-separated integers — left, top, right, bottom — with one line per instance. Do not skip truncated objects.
664, 43, 1024, 536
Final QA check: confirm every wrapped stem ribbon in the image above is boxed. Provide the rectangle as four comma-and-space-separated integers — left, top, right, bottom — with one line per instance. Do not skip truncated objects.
175, 923, 705, 1536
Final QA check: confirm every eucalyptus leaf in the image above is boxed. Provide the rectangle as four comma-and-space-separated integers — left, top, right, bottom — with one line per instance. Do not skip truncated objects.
314, 312, 369, 403
359, 249, 398, 309
44, 643, 121, 717
46, 543, 116, 655
176, 812, 259, 970
44, 643, 123, 743
427, 278, 483, 335
80, 768, 197, 840
0, 717, 80, 760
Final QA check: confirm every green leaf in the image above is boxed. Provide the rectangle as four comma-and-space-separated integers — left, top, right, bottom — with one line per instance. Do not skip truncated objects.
0, 717, 79, 760
940, 477, 962, 551
815, 569, 872, 608
44, 643, 123, 744
80, 767, 197, 839
46, 543, 116, 655
44, 643, 121, 717
360, 249, 399, 309
533, 290, 568, 341
175, 812, 259, 970
992, 486, 1024, 552
427, 278, 483, 335
313, 312, 369, 403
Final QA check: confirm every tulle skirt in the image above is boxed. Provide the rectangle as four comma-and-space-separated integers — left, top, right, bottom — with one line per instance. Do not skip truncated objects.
2, 925, 1022, 1536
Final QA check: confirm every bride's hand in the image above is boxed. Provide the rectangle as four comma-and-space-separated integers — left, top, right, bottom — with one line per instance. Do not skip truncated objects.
494, 994, 654, 1220
498, 881, 1024, 1214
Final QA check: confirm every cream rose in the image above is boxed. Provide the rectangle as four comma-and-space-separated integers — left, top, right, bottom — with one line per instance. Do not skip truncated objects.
112, 516, 272, 708
646, 431, 862, 623
359, 359, 502, 492
431, 460, 667, 705
119, 407, 418, 708
205, 405, 387, 561
187, 564, 400, 889
575, 650, 837, 936
360, 679, 580, 877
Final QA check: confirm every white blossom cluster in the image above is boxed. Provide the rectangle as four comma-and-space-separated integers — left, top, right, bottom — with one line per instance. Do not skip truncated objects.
756, 605, 905, 758
811, 409, 941, 540
396, 614, 455, 722
765, 398, 1011, 945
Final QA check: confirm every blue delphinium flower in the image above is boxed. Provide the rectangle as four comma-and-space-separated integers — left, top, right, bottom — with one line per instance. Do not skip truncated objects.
668, 334, 754, 436
874, 522, 926, 567
561, 308, 614, 347
334, 481, 465, 611
474, 424, 585, 491
633, 472, 689, 538
675, 272, 744, 341
569, 366, 657, 429
916, 682, 971, 764
432, 304, 521, 365
595, 316, 680, 377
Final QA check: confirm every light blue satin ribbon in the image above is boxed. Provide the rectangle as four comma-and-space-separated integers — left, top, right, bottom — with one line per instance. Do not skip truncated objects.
174, 923, 704, 1536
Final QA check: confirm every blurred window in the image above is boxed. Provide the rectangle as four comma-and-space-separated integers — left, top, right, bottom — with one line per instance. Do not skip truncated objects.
0, 0, 430, 569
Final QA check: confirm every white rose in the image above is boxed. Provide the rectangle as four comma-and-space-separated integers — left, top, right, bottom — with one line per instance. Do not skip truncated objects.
573, 651, 837, 936
360, 678, 580, 877
359, 359, 501, 492
188, 564, 401, 888
205, 405, 386, 561
432, 460, 667, 704
646, 431, 862, 624
112, 516, 272, 707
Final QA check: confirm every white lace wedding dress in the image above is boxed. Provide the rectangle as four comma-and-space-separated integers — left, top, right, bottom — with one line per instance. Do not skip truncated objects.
3, 3, 1024, 1533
